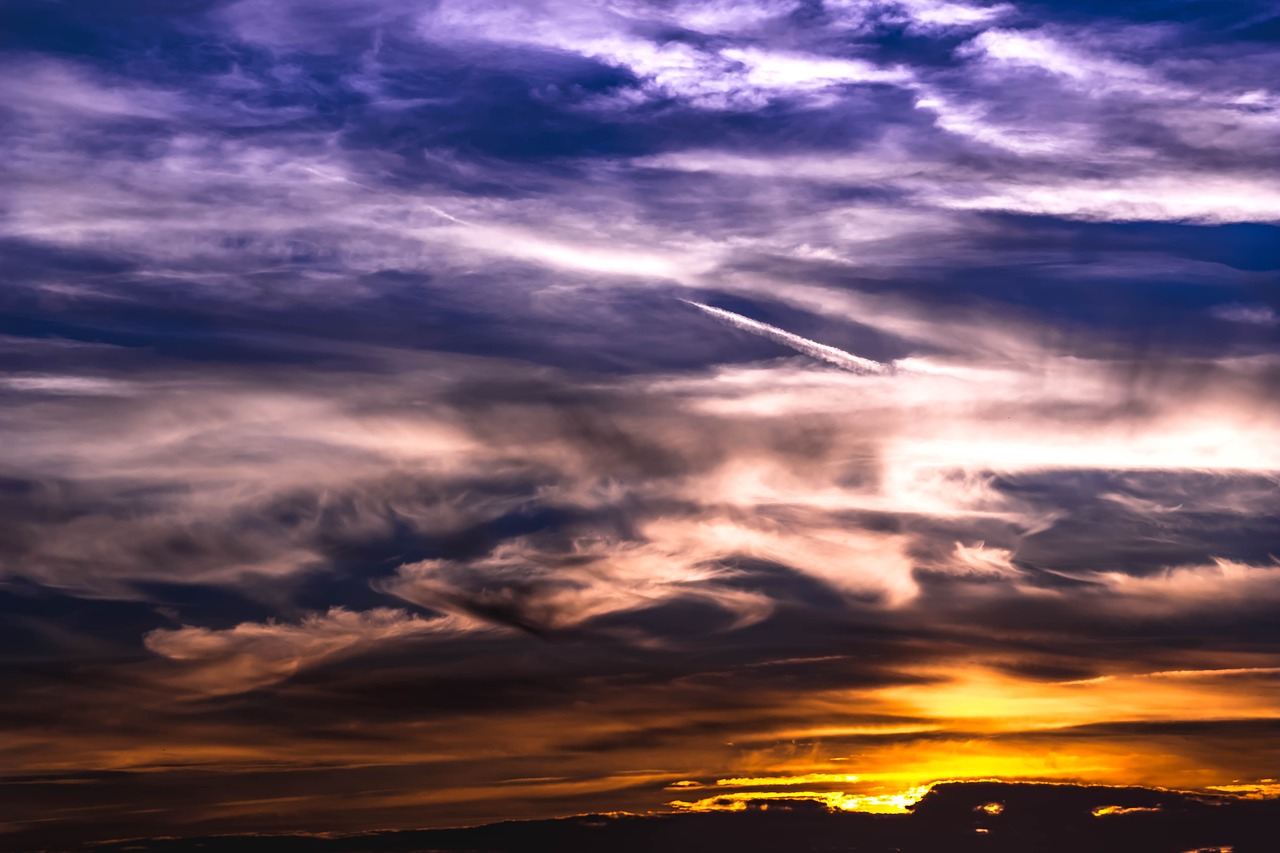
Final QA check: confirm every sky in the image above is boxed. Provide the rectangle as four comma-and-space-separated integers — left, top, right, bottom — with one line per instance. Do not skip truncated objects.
1, 0, 1279, 846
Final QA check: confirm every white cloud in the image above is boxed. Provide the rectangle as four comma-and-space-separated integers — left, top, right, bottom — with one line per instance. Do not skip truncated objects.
146, 607, 481, 696
1089, 559, 1280, 616
0, 59, 183, 121
385, 533, 778, 633
720, 47, 913, 90
947, 541, 1022, 576
901, 0, 1012, 29
1213, 304, 1279, 327
929, 173, 1280, 223
423, 1, 915, 109
612, 0, 803, 34
0, 375, 137, 396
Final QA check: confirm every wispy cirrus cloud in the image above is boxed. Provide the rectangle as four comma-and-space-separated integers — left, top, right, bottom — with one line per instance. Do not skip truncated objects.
145, 607, 481, 696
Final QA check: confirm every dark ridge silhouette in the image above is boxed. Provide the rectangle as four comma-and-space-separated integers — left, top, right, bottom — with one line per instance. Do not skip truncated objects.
61, 782, 1273, 853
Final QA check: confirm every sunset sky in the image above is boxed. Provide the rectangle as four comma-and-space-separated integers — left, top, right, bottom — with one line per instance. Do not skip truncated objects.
2, 0, 1280, 846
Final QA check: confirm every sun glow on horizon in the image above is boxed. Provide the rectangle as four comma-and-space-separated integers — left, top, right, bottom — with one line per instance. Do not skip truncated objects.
669, 785, 935, 815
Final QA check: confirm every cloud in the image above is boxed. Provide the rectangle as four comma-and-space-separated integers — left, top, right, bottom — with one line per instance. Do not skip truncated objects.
899, 0, 1014, 30
3, 0, 1280, 845
1213, 304, 1279, 326
413, 0, 923, 111
1089, 558, 1280, 616
0, 58, 184, 122
943, 542, 1022, 577
928, 174, 1280, 224
145, 607, 480, 696
720, 47, 914, 91
382, 534, 777, 636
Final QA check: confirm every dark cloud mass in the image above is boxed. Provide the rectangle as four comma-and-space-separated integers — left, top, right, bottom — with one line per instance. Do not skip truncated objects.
1, 0, 1278, 848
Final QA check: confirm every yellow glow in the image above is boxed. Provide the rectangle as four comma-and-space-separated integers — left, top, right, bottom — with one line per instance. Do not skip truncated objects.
669, 785, 934, 815
1092, 805, 1161, 817
830, 740, 1127, 786
646, 654, 1280, 824
1148, 667, 1280, 679
715, 773, 861, 787
677, 727, 1244, 818
870, 664, 1280, 732
775, 724, 944, 738
1206, 783, 1280, 798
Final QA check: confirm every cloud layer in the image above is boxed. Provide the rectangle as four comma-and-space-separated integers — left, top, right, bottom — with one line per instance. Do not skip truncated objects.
1, 0, 1279, 844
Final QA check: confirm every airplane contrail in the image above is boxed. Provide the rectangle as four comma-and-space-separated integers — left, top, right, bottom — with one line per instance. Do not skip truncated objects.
301, 166, 470, 225
682, 300, 892, 375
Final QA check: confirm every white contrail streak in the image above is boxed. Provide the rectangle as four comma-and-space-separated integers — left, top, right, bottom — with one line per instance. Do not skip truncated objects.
682, 300, 892, 374
301, 166, 470, 224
